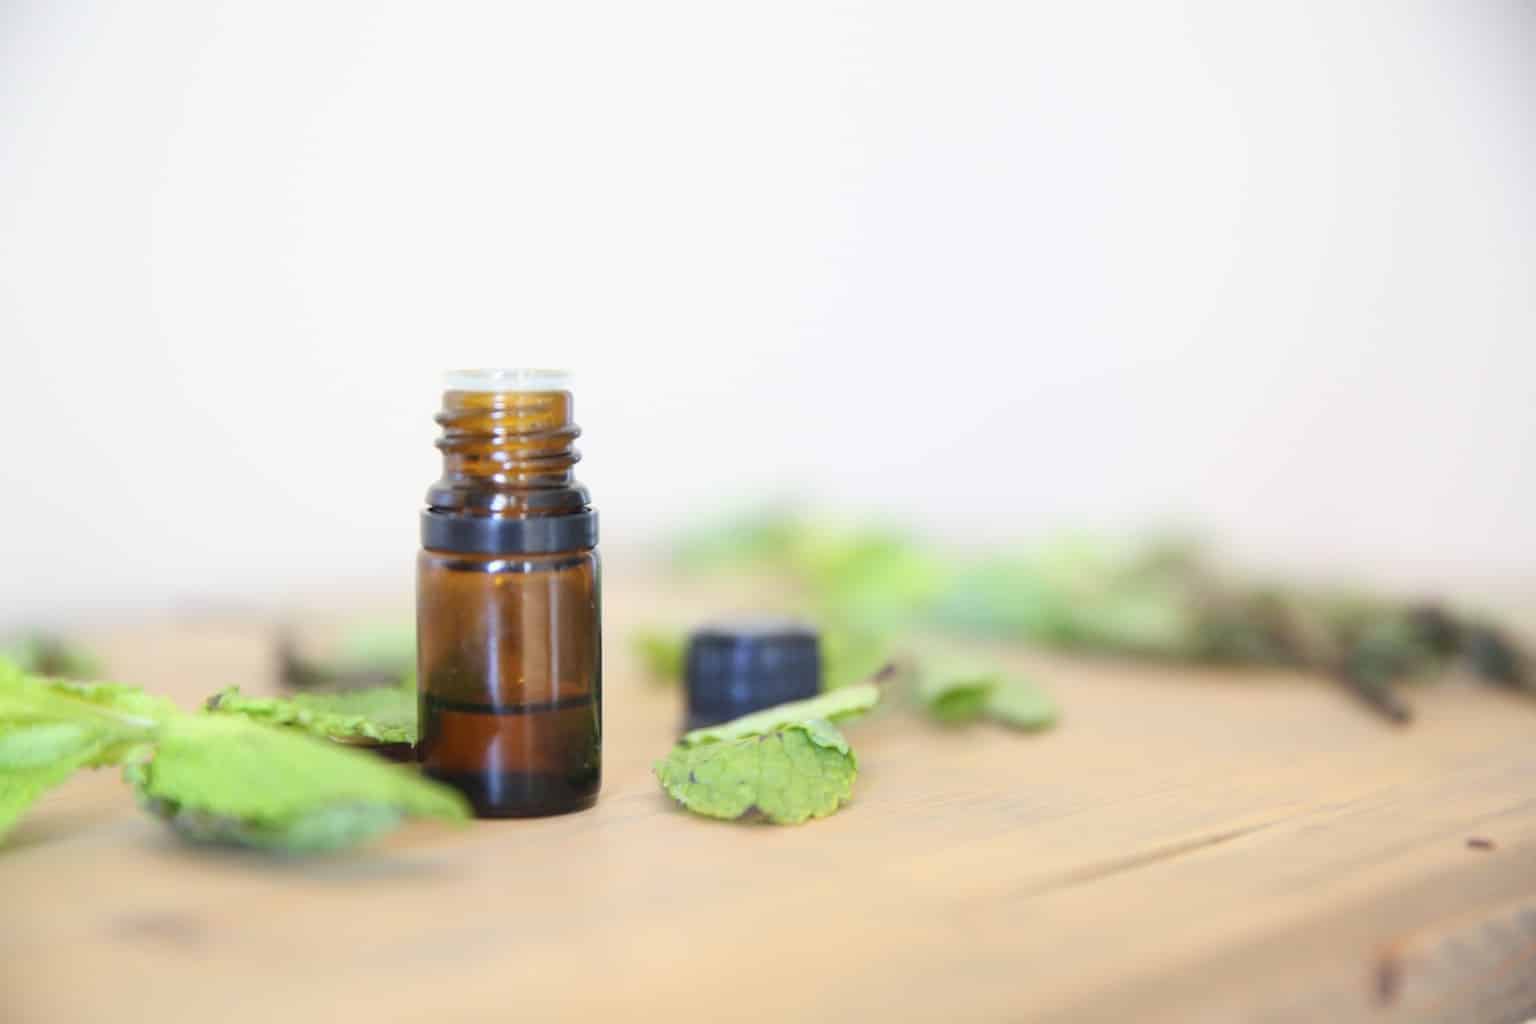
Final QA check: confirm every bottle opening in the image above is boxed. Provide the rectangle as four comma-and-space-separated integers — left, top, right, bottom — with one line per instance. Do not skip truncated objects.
443, 368, 573, 393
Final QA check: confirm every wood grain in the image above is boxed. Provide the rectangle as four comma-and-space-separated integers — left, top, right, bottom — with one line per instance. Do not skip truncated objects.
3, 571, 1535, 1023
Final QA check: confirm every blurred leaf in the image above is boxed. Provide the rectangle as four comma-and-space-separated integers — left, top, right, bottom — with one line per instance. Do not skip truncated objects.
1345, 615, 1439, 686
24, 678, 180, 734
0, 721, 98, 769
985, 678, 1059, 731
788, 523, 948, 631
143, 800, 411, 852
671, 509, 1536, 727
129, 714, 468, 854
0, 664, 171, 767
0, 633, 102, 682
280, 622, 415, 691
819, 623, 892, 690
0, 661, 167, 840
632, 628, 686, 684
206, 679, 416, 745
1462, 622, 1532, 692
672, 509, 803, 572
916, 660, 1058, 732
675, 513, 947, 631
917, 662, 999, 724
335, 623, 416, 673
931, 557, 1063, 638
1, 658, 462, 853
1, 753, 100, 840
934, 534, 1202, 657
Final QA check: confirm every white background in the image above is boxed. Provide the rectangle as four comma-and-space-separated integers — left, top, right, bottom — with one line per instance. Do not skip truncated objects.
1, 2, 1533, 621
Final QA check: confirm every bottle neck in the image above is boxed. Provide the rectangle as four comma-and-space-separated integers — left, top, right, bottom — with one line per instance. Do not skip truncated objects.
427, 389, 588, 518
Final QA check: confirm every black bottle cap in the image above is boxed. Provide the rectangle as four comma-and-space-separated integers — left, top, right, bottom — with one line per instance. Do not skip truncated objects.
684, 618, 822, 731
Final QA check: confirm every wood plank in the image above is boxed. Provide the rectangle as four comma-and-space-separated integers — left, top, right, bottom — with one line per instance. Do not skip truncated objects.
3, 574, 1535, 1023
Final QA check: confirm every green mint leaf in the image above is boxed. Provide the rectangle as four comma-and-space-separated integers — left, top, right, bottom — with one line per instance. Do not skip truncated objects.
0, 663, 169, 764
657, 675, 879, 825
0, 751, 99, 839
918, 663, 999, 724
129, 714, 467, 854
32, 678, 179, 728
0, 662, 169, 840
680, 680, 882, 746
655, 718, 857, 825
0, 721, 98, 769
985, 677, 1059, 731
206, 680, 416, 745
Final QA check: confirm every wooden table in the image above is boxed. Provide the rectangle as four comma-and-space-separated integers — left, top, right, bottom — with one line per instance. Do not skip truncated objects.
5, 571, 1536, 1023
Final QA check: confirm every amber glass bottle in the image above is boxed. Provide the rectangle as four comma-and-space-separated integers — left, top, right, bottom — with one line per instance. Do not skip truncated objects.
416, 369, 601, 817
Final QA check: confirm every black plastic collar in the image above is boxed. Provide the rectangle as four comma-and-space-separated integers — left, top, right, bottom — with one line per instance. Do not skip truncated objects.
420, 509, 597, 555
